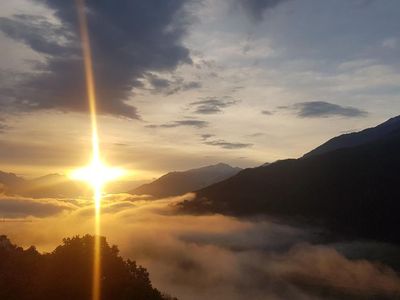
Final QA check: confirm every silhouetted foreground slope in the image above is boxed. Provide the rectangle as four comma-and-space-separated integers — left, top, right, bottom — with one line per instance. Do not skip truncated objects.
0, 235, 176, 300
304, 115, 400, 157
130, 163, 241, 198
182, 123, 400, 244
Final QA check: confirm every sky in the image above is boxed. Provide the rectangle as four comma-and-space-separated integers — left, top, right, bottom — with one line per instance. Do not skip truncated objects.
1, 2, 400, 299
0, 0, 399, 179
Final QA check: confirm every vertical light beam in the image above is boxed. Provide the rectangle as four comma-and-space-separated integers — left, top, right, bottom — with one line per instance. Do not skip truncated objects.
76, 1, 101, 300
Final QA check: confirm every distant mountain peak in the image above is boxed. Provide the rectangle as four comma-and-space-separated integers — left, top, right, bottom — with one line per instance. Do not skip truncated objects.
130, 163, 242, 198
0, 171, 26, 189
382, 114, 400, 125
215, 162, 234, 167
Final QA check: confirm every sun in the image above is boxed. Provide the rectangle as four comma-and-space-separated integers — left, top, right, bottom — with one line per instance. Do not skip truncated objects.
70, 158, 124, 191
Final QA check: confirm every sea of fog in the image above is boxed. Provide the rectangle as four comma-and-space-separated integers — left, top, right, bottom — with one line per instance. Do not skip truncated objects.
1, 193, 400, 300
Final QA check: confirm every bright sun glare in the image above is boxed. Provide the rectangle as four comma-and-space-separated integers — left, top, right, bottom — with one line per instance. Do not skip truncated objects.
70, 159, 124, 191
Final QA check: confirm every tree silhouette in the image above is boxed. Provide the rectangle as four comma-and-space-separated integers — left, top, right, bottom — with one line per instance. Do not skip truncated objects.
0, 235, 176, 300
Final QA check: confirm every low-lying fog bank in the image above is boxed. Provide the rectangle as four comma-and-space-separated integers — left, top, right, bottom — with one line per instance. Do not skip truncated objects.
1, 193, 400, 300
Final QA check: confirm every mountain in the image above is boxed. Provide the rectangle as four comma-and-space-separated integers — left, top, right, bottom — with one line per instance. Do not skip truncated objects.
304, 115, 400, 157
0, 173, 89, 198
0, 171, 26, 193
181, 117, 400, 244
130, 163, 242, 198
19, 174, 90, 198
0, 172, 145, 198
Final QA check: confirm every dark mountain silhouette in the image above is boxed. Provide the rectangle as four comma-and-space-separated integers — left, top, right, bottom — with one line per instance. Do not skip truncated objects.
304, 115, 400, 157
181, 117, 400, 244
0, 235, 176, 300
130, 163, 242, 198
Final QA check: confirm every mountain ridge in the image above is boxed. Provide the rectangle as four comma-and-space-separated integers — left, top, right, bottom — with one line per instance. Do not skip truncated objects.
181, 116, 400, 244
130, 163, 242, 198
304, 115, 400, 157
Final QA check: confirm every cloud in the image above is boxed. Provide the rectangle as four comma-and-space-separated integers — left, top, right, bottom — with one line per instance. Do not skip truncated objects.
203, 139, 253, 149
183, 81, 202, 90
200, 134, 215, 140
235, 0, 289, 21
0, 0, 192, 118
145, 73, 201, 95
281, 101, 368, 118
146, 119, 209, 129
0, 195, 76, 218
190, 97, 239, 114
146, 73, 172, 90
247, 132, 264, 137
2, 194, 400, 300
382, 37, 397, 49
264, 243, 400, 299
261, 110, 273, 115
0, 120, 9, 133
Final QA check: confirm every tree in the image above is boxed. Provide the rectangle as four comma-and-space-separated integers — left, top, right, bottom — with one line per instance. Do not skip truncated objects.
0, 235, 176, 300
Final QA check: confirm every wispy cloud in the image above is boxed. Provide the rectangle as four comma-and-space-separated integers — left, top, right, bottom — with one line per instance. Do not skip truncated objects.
203, 139, 253, 149
281, 101, 368, 118
145, 73, 201, 95
0, 120, 9, 133
200, 134, 252, 149
190, 97, 239, 114
261, 110, 273, 115
200, 134, 215, 140
235, 0, 289, 21
146, 119, 209, 129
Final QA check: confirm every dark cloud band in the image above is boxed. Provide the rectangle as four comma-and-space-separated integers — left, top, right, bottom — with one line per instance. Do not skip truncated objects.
0, 0, 192, 118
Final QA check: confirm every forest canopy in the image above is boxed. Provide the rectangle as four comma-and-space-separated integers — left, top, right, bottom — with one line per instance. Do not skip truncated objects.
0, 234, 176, 300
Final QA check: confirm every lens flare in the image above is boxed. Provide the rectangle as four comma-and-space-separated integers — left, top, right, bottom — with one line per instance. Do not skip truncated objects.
73, 1, 123, 299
